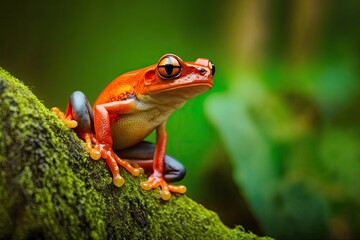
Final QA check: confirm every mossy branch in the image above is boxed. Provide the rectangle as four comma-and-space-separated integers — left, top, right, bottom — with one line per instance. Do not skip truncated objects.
0, 68, 271, 240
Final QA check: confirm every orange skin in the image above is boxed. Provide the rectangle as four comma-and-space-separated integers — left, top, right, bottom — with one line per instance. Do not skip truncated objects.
52, 54, 214, 200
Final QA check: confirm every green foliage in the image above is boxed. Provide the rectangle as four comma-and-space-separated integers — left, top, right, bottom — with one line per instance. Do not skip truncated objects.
205, 59, 360, 239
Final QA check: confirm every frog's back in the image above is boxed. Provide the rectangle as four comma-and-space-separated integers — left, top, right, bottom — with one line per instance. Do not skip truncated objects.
94, 70, 142, 106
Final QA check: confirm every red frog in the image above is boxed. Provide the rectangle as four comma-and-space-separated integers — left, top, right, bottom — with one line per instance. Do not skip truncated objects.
52, 54, 215, 200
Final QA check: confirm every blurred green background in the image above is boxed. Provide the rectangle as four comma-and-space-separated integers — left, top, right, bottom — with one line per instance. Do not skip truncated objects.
1, 1, 359, 239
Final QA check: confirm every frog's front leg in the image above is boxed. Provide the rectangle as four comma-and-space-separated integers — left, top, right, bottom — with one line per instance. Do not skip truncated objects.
93, 101, 143, 186
52, 91, 142, 187
139, 122, 186, 200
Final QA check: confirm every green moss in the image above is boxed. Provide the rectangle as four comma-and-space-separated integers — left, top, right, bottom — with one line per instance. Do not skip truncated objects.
0, 67, 272, 239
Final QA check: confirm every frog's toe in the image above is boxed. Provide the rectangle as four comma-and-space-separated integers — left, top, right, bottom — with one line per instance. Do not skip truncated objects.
131, 167, 144, 176
160, 187, 171, 201
66, 120, 78, 128
90, 150, 101, 160
113, 175, 125, 187
114, 156, 144, 177
140, 180, 153, 191
168, 184, 187, 194
51, 107, 78, 128
51, 107, 61, 114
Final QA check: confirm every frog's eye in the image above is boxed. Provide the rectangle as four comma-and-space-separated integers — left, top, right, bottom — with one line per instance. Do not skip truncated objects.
157, 55, 181, 79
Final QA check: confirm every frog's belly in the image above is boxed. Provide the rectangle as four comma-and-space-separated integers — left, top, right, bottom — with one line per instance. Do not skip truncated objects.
110, 110, 171, 150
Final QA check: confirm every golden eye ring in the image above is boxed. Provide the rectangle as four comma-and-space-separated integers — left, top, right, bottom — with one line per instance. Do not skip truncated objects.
157, 55, 181, 79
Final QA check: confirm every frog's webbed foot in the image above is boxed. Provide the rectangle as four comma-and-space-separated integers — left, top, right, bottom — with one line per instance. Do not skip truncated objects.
78, 132, 100, 160
51, 107, 78, 128
71, 133, 143, 187
140, 174, 186, 200
91, 143, 143, 187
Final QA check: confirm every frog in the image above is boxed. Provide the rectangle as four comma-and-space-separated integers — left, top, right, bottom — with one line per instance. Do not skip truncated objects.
52, 54, 215, 200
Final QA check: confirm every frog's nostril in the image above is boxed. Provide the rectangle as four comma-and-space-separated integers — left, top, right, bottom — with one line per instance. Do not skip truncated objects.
211, 62, 215, 76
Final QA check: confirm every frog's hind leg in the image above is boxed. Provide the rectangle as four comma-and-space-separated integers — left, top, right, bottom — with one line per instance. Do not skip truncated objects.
52, 91, 100, 159
68, 91, 94, 133
52, 91, 93, 131
68, 91, 101, 159
116, 141, 186, 182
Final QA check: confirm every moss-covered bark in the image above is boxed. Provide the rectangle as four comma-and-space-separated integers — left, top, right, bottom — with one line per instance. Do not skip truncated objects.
0, 67, 272, 240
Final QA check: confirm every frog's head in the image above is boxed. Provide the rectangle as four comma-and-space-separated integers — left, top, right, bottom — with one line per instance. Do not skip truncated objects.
136, 54, 214, 103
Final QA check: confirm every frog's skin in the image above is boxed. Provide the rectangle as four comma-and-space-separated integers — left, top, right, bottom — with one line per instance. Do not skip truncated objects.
52, 54, 214, 200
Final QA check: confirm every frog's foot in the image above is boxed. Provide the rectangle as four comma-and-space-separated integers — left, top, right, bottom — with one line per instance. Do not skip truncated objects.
140, 174, 187, 200
92, 144, 143, 187
51, 107, 78, 128
82, 133, 101, 160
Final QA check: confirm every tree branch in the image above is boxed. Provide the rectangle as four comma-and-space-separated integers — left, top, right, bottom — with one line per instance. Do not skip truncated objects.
0, 67, 271, 240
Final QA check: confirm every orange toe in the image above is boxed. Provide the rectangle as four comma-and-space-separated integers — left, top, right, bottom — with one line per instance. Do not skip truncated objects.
51, 107, 78, 128
168, 184, 187, 194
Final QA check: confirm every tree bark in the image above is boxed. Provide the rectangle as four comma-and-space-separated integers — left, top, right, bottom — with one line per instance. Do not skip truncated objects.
0, 67, 272, 240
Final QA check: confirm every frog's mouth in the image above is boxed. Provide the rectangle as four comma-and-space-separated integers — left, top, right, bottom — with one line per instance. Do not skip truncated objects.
144, 82, 213, 103
148, 76, 213, 93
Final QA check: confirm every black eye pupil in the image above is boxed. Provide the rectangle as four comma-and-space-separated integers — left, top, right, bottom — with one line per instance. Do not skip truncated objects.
165, 64, 174, 75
